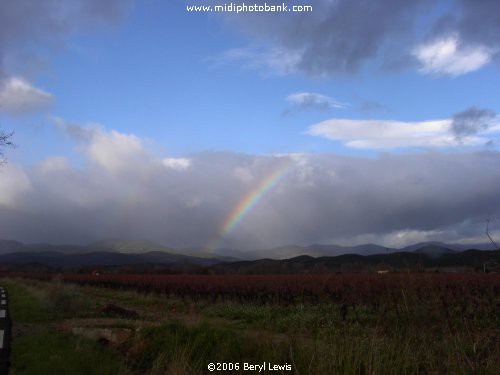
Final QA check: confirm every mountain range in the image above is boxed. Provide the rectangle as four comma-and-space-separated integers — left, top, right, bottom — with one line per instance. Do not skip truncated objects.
0, 239, 498, 272
182, 241, 495, 260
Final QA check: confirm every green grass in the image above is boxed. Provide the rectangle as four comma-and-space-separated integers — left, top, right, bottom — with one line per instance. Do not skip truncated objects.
2, 279, 54, 323
128, 320, 290, 375
2, 277, 500, 374
2, 278, 129, 375
11, 330, 128, 375
2, 278, 93, 322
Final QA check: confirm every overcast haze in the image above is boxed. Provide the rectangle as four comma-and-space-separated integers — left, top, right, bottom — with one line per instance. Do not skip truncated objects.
0, 0, 499, 250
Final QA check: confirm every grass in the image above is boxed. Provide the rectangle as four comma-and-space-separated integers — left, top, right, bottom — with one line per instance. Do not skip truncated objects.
1, 278, 128, 375
128, 320, 290, 374
2, 275, 500, 374
11, 331, 128, 375
3, 279, 54, 323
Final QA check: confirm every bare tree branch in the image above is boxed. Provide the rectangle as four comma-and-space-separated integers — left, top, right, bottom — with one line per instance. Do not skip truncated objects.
0, 130, 15, 165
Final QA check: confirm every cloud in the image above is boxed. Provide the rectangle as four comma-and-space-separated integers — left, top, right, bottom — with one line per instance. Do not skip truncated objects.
52, 116, 96, 142
208, 46, 301, 75
306, 112, 500, 150
284, 92, 347, 115
36, 157, 72, 174
53, 118, 148, 174
0, 0, 132, 79
219, 0, 428, 76
451, 107, 497, 139
233, 167, 254, 183
86, 129, 145, 174
412, 34, 493, 76
454, 0, 500, 53
306, 118, 453, 150
359, 99, 386, 115
0, 163, 32, 208
218, 0, 500, 76
163, 158, 191, 171
1, 123, 500, 248
0, 77, 53, 115
0, 1, 132, 116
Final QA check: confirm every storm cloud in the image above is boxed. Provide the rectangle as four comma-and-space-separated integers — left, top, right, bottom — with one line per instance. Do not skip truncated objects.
0, 0, 132, 114
219, 0, 500, 76
0, 0, 132, 74
0, 124, 499, 249
451, 107, 497, 140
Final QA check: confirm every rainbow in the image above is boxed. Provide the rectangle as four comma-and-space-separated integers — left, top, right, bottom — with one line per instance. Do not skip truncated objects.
206, 159, 296, 251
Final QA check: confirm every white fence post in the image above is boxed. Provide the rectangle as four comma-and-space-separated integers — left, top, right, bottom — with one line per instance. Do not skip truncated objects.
0, 286, 11, 375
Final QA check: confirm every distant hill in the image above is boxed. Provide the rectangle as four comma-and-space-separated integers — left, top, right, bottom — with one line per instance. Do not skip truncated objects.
90, 239, 178, 254
209, 242, 496, 260
311, 243, 396, 257
413, 244, 456, 258
193, 243, 398, 260
174, 247, 243, 262
0, 240, 25, 254
0, 238, 497, 270
209, 249, 500, 274
0, 250, 222, 269
178, 244, 395, 260
0, 239, 234, 262
0, 240, 498, 273
0, 239, 230, 269
402, 241, 495, 252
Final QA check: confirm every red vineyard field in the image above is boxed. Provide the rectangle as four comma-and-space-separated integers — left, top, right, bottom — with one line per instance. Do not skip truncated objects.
8, 272, 500, 307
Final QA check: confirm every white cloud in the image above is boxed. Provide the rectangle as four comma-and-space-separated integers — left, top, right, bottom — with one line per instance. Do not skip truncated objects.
36, 157, 72, 174
86, 129, 145, 173
0, 77, 53, 115
285, 92, 347, 112
0, 164, 32, 208
54, 119, 191, 175
412, 34, 493, 76
305, 117, 500, 150
233, 167, 254, 183
209, 46, 301, 75
162, 158, 191, 171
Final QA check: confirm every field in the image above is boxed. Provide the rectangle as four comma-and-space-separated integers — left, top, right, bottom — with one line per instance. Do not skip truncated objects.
2, 272, 500, 374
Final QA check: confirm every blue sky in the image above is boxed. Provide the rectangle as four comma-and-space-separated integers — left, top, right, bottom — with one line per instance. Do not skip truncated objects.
0, 0, 500, 249
4, 0, 500, 160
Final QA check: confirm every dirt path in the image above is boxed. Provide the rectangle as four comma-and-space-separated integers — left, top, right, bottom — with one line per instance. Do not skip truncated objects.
64, 287, 314, 348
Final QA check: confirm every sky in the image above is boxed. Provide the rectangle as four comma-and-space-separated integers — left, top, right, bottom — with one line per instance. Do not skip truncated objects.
0, 0, 500, 250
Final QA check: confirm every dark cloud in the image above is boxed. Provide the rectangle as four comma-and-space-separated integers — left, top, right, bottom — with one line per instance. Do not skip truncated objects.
289, 0, 424, 75
456, 0, 500, 48
221, 0, 430, 75
0, 0, 133, 78
485, 139, 496, 148
0, 137, 499, 248
220, 0, 500, 76
451, 107, 496, 139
